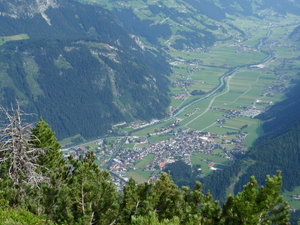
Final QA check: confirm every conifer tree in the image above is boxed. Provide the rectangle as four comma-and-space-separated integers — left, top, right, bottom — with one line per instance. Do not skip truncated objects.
31, 117, 65, 171
221, 171, 290, 224
45, 152, 119, 224
120, 172, 221, 224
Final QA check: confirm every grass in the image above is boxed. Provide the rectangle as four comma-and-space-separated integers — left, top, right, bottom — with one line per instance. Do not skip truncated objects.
131, 121, 175, 136
135, 143, 150, 148
194, 152, 230, 165
23, 57, 43, 98
148, 135, 174, 143
54, 56, 72, 69
238, 118, 263, 147
213, 149, 225, 155
83, 141, 98, 149
0, 34, 29, 45
134, 153, 155, 169
123, 143, 135, 148
190, 152, 231, 175
171, 98, 185, 108
190, 157, 212, 175
59, 134, 85, 146
126, 170, 154, 183
282, 186, 300, 210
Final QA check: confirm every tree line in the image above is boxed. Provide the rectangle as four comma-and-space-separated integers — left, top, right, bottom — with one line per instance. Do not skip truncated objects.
0, 105, 292, 224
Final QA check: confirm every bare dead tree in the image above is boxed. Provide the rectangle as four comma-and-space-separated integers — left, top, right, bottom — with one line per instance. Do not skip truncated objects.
0, 103, 48, 187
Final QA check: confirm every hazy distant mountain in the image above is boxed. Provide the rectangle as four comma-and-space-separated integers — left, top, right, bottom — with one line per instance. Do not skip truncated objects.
84, 0, 300, 51
0, 0, 59, 19
0, 0, 171, 140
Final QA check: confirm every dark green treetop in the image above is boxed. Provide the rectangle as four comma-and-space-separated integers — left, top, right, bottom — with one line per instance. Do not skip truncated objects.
31, 117, 65, 171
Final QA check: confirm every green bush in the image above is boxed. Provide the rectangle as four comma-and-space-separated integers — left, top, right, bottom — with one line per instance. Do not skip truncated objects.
0, 208, 46, 225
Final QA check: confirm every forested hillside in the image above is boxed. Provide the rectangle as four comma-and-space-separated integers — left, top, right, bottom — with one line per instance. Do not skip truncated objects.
0, 0, 171, 140
0, 37, 170, 140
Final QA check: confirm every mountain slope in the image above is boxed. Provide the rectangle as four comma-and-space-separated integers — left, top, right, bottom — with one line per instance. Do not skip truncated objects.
0, 0, 171, 140
79, 0, 300, 50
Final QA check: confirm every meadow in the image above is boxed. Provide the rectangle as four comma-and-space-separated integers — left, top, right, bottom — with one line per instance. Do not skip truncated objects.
190, 152, 231, 175
134, 153, 155, 169
0, 34, 29, 45
283, 186, 300, 210
126, 170, 153, 183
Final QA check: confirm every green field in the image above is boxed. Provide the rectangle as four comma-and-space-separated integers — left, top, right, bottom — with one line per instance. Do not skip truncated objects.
171, 98, 184, 108
191, 152, 231, 175
135, 143, 149, 148
0, 34, 29, 45
282, 186, 300, 210
126, 170, 155, 183
148, 135, 175, 143
123, 143, 136, 148
59, 134, 87, 146
213, 149, 225, 155
194, 153, 230, 164
134, 153, 155, 169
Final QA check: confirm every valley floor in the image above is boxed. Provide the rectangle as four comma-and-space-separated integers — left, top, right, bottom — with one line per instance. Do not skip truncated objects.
61, 13, 300, 209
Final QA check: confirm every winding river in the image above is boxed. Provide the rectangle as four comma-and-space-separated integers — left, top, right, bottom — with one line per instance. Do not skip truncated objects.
166, 27, 273, 122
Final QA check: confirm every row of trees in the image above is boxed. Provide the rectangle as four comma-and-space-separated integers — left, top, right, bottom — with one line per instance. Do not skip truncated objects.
0, 105, 292, 224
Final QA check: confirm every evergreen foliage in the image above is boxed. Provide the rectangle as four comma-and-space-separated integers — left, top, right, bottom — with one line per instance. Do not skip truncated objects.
190, 90, 206, 96
0, 208, 47, 225
0, 109, 293, 224
31, 117, 64, 171
164, 160, 201, 188
222, 172, 290, 224
43, 152, 119, 224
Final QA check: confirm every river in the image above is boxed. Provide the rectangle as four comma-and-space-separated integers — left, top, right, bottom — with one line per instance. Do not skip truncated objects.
166, 27, 273, 122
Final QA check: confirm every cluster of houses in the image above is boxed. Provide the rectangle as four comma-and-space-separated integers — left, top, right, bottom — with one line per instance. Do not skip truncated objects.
291, 195, 300, 200
106, 129, 234, 186
129, 120, 160, 130
173, 93, 189, 100
264, 83, 286, 94
211, 107, 263, 119
170, 79, 199, 94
